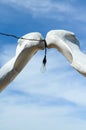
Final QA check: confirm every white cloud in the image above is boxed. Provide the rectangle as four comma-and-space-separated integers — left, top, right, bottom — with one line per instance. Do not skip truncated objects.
0, 102, 86, 130
1, 0, 86, 22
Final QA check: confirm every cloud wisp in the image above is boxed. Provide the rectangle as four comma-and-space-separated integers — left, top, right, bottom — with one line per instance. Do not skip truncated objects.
1, 0, 86, 22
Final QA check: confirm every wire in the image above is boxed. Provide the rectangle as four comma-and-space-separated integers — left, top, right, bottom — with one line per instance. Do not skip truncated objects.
42, 39, 47, 66
0, 32, 44, 42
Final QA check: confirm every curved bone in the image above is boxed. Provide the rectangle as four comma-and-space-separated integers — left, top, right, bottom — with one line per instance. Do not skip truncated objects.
46, 30, 86, 76
0, 32, 44, 92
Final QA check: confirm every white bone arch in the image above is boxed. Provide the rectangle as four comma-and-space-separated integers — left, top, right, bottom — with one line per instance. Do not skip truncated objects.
0, 30, 86, 92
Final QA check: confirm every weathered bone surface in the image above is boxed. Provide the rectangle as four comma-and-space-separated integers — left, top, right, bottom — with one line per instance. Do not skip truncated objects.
0, 32, 44, 92
46, 30, 86, 76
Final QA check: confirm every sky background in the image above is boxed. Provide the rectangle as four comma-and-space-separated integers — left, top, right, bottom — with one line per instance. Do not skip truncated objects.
0, 0, 86, 130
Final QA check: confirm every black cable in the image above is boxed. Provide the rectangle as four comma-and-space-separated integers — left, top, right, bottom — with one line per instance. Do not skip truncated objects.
0, 32, 20, 39
0, 32, 44, 42
42, 39, 47, 66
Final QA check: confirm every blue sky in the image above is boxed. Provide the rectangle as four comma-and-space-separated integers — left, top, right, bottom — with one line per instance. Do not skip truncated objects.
0, 0, 86, 130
